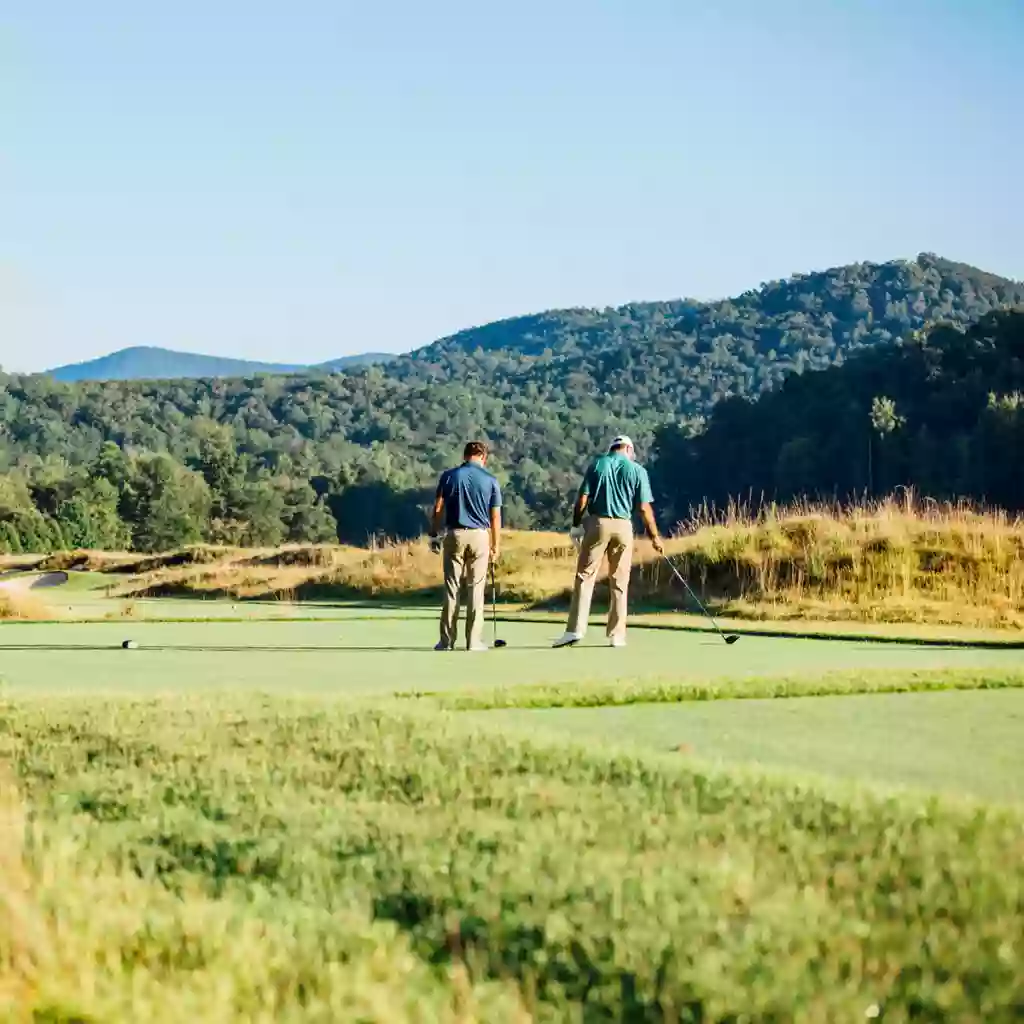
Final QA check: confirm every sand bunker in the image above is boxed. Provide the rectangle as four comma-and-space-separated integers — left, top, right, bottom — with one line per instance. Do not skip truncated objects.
0, 570, 69, 592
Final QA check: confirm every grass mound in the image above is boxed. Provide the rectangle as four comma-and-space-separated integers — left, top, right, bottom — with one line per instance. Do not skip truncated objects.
6, 494, 1024, 629
652, 495, 1024, 628
3, 698, 1022, 1021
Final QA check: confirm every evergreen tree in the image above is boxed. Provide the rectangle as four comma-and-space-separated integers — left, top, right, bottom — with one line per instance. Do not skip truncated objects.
127, 454, 211, 552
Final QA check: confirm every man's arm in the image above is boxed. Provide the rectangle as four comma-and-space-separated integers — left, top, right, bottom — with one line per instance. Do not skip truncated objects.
430, 473, 447, 538
638, 502, 664, 554
430, 493, 445, 537
572, 491, 589, 528
636, 467, 664, 553
572, 463, 594, 527
489, 480, 502, 560
489, 506, 501, 560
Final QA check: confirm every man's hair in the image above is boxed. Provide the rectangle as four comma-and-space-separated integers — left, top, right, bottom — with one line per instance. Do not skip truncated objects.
463, 440, 489, 461
609, 442, 628, 452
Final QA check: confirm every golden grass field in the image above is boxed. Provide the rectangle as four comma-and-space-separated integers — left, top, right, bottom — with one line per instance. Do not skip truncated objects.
4, 495, 1022, 629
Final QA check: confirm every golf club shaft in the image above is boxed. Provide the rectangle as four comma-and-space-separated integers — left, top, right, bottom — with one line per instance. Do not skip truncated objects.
661, 556, 730, 640
490, 563, 498, 644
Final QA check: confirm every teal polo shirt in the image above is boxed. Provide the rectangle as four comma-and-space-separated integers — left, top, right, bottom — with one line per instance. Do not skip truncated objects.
579, 453, 654, 520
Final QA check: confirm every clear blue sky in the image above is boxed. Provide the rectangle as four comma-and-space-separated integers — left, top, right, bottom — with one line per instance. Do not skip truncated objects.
2, 0, 1021, 371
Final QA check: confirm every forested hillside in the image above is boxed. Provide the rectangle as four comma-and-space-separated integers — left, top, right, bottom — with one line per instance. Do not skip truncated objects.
389, 253, 1024, 422
2, 254, 1022, 552
653, 310, 1024, 523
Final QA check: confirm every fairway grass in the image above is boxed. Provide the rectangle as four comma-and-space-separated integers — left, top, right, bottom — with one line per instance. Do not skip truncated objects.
474, 688, 1024, 804
3, 610, 1024, 695
2, 699, 1022, 1021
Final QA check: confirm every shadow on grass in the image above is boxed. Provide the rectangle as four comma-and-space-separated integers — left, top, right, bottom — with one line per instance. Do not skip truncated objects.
371, 886, 676, 1022
0, 643, 555, 653
501, 613, 1024, 650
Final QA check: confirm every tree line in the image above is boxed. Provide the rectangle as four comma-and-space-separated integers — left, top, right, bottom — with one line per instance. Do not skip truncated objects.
1, 255, 1022, 552
652, 310, 1024, 524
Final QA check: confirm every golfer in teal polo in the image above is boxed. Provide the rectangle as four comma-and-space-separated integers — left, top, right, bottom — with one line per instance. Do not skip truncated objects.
554, 435, 664, 648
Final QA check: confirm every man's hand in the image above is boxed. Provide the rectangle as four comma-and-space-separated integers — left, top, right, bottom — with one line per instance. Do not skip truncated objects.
569, 525, 585, 550
650, 534, 665, 555
490, 546, 501, 564
429, 533, 444, 555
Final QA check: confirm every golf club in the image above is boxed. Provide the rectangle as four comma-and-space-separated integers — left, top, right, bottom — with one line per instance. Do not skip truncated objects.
660, 555, 739, 645
490, 562, 507, 648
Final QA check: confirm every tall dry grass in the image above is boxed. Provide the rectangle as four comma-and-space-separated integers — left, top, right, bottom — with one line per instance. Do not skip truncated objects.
111, 535, 575, 606
6, 494, 1024, 628
0, 590, 62, 621
640, 492, 1024, 627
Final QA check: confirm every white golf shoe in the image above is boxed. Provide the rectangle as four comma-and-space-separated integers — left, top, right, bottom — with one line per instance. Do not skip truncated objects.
552, 632, 583, 648
608, 635, 627, 648
468, 643, 490, 652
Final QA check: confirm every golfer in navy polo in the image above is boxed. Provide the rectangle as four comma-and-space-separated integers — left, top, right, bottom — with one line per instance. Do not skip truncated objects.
429, 441, 502, 651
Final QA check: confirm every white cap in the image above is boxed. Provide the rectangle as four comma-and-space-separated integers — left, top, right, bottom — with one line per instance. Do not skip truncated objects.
608, 435, 633, 451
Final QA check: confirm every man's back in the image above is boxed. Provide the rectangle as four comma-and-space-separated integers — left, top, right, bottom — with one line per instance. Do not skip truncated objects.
438, 462, 502, 530
581, 453, 653, 520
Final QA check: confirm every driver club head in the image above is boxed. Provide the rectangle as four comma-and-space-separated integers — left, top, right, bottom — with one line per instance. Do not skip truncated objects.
724, 635, 740, 645
493, 638, 508, 648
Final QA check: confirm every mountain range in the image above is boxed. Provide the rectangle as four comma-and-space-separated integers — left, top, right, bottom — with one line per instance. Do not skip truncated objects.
3, 252, 1023, 543
47, 347, 396, 382
42, 254, 1024, 396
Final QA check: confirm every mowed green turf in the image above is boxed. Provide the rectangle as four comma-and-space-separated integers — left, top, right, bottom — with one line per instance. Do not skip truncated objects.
2, 606, 1024, 694
479, 689, 1024, 803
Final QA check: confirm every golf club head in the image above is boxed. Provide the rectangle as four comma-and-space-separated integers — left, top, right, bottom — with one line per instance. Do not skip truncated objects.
724, 635, 740, 644
493, 639, 507, 648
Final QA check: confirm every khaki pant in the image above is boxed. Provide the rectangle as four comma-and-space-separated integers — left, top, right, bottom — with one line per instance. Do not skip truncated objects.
440, 529, 491, 649
566, 516, 634, 639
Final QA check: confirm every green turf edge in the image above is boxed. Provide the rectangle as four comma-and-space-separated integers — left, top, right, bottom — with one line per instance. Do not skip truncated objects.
402, 666, 1024, 711
498, 611, 1024, 648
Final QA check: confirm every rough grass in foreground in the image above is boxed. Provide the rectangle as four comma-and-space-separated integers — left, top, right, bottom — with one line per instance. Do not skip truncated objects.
0, 773, 526, 1023
2, 698, 1022, 1021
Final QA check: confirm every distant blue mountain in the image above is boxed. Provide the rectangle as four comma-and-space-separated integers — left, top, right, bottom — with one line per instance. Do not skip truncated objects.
46, 345, 396, 382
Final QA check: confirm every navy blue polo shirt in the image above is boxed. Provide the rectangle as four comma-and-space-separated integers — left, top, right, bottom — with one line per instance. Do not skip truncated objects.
436, 463, 502, 530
